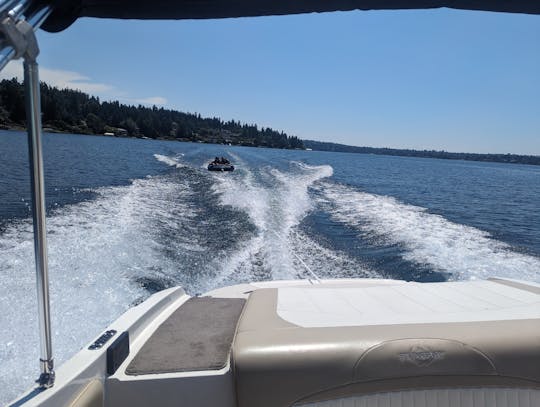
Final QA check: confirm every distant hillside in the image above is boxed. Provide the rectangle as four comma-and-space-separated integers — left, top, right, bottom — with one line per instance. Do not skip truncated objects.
304, 140, 540, 166
0, 78, 304, 150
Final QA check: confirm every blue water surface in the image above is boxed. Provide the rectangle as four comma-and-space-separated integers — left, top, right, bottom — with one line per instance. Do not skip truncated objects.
1, 130, 539, 278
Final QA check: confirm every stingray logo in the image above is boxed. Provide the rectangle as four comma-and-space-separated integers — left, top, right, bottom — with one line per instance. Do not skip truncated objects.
398, 346, 445, 367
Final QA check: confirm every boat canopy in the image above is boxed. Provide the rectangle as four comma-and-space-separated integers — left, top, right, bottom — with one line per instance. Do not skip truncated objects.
37, 0, 540, 32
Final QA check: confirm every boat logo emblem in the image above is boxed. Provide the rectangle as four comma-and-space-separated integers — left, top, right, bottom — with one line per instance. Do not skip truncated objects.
398, 346, 445, 367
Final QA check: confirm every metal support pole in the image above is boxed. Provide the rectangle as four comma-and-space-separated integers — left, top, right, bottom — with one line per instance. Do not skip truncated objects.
24, 56, 55, 389
0, 1, 55, 389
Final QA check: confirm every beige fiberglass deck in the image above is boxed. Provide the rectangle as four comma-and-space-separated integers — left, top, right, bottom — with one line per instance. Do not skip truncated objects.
34, 277, 538, 407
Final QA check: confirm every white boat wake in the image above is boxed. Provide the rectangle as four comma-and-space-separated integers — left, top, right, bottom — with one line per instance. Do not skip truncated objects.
317, 182, 540, 282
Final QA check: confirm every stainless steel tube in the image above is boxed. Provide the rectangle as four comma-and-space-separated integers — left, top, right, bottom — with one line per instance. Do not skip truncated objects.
24, 57, 54, 388
26, 4, 52, 27
0, 0, 21, 16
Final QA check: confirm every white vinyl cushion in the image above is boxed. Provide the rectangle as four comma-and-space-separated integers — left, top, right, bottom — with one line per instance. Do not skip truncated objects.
277, 281, 540, 328
296, 388, 540, 407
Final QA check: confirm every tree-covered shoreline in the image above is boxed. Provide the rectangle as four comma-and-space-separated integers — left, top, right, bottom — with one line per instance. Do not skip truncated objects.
303, 140, 540, 166
0, 78, 304, 149
1, 78, 537, 166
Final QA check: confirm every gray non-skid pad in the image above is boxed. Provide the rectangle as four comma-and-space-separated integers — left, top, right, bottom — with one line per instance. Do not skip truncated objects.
126, 297, 246, 375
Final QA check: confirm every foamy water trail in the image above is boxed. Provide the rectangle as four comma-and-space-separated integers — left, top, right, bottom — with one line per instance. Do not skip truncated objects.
319, 182, 540, 282
210, 161, 375, 281
0, 174, 199, 403
154, 153, 185, 168
212, 161, 322, 279
287, 229, 380, 279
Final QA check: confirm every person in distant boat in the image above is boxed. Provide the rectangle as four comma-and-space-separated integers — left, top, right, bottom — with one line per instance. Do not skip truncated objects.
210, 157, 230, 165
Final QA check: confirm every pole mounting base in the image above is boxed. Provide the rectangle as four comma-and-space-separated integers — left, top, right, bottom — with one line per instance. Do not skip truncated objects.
37, 359, 55, 388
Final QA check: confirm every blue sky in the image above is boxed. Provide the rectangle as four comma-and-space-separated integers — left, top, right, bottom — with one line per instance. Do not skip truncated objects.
2, 8, 539, 154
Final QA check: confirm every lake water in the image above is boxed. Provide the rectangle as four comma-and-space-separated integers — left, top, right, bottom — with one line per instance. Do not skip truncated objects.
1, 130, 539, 403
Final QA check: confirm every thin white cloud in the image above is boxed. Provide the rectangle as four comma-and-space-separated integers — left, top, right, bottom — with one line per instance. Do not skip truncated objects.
41, 67, 114, 94
1, 61, 113, 94
131, 96, 168, 106
0, 61, 166, 106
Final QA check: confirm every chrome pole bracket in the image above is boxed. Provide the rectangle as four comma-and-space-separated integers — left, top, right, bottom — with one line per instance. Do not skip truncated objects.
0, 7, 39, 62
